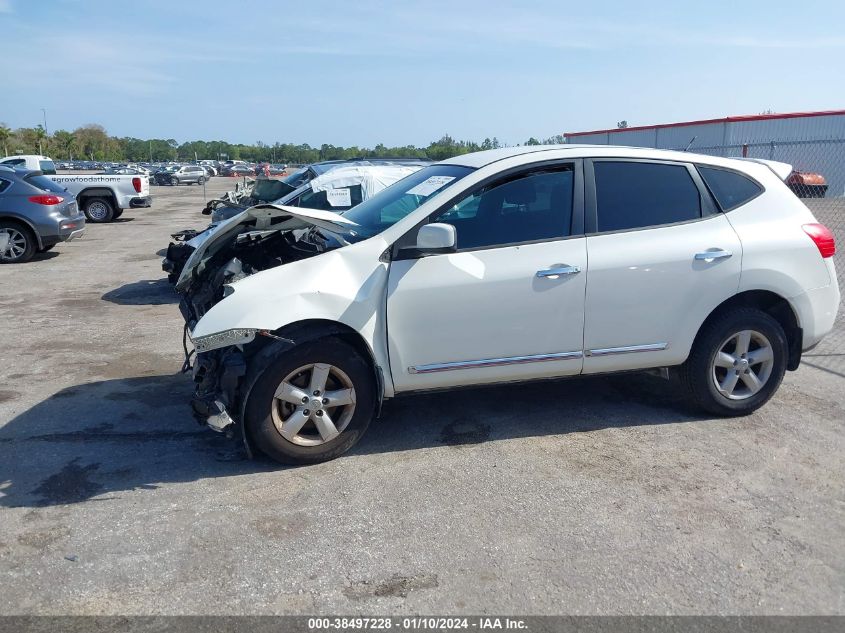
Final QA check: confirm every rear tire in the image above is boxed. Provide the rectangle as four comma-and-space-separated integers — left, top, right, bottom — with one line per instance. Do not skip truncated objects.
170, 176, 179, 186
197, 176, 206, 185
680, 308, 787, 417
83, 198, 114, 223
245, 338, 376, 465
113, 209, 124, 219
0, 221, 37, 263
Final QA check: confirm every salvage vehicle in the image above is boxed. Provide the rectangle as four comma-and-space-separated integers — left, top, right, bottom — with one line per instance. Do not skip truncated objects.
786, 170, 828, 198
163, 164, 423, 284
183, 145, 840, 465
0, 166, 85, 263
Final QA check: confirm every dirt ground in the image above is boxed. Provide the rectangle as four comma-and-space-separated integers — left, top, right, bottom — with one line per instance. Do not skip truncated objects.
0, 176, 843, 615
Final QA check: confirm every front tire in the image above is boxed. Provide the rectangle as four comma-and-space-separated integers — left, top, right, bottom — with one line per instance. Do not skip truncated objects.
170, 176, 179, 186
83, 198, 114, 222
681, 308, 787, 416
245, 338, 376, 465
0, 221, 36, 263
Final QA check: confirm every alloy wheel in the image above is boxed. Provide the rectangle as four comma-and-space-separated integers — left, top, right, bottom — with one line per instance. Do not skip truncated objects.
0, 228, 27, 260
711, 329, 775, 400
271, 363, 357, 446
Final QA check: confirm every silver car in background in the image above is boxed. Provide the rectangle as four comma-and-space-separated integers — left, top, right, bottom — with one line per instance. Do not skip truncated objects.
0, 166, 86, 263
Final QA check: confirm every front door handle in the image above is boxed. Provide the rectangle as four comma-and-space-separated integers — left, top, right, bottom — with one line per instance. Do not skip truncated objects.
694, 250, 732, 262
536, 265, 581, 279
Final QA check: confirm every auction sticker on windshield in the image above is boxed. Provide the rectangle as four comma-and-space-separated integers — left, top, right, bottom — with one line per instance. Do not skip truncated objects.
406, 175, 456, 197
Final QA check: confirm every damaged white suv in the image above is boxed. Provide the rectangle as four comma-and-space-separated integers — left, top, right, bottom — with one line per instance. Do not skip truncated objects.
186, 145, 840, 464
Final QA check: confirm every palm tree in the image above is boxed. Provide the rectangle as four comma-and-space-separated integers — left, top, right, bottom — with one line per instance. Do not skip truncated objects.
34, 124, 47, 155
0, 123, 10, 157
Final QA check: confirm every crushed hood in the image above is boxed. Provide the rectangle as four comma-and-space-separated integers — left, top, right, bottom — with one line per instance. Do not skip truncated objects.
174, 205, 358, 290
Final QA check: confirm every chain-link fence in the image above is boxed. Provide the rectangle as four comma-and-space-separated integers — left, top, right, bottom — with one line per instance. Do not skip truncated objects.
677, 138, 845, 377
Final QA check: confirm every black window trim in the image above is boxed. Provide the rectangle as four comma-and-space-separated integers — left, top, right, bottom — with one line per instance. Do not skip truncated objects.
391, 158, 585, 260
584, 157, 719, 236
695, 163, 765, 212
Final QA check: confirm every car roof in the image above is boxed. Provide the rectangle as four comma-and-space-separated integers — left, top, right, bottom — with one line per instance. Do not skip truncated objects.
439, 144, 779, 174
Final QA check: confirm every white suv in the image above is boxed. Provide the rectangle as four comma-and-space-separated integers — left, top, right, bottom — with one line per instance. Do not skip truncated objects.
185, 145, 840, 464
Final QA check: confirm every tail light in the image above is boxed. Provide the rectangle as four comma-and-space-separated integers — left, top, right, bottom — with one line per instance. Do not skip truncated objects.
803, 223, 836, 258
132, 177, 142, 193
28, 194, 64, 205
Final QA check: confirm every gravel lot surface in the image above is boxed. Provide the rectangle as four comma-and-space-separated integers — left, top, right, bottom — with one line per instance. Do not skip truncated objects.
0, 177, 843, 615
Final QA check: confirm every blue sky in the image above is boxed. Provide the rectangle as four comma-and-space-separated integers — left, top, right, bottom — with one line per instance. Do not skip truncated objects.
1, 0, 843, 147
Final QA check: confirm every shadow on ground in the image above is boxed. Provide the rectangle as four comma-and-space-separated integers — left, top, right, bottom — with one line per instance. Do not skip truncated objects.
0, 371, 703, 508
101, 279, 179, 305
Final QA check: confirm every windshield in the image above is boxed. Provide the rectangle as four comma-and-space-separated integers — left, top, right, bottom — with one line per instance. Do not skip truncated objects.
342, 164, 473, 239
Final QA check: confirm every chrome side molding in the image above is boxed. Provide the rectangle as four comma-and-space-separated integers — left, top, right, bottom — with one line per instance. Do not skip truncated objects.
586, 343, 668, 357
409, 351, 583, 374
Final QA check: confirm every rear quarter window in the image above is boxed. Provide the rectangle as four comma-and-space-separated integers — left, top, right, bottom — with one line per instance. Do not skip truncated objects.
0, 178, 11, 193
39, 160, 57, 175
698, 166, 763, 211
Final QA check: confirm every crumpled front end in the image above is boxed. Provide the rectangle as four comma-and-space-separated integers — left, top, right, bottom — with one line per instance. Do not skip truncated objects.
190, 346, 247, 435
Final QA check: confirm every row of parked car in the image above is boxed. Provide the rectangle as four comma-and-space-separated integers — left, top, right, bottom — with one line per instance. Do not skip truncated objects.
159, 147, 839, 468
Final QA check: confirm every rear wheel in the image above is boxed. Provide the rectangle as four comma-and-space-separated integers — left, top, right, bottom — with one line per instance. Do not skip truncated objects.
245, 338, 376, 465
170, 176, 179, 186
0, 221, 36, 263
681, 308, 787, 416
197, 176, 206, 185
113, 208, 124, 219
83, 198, 114, 222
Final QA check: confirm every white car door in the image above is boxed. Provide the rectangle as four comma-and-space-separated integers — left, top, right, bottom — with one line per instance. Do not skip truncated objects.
386, 162, 588, 392
582, 159, 742, 373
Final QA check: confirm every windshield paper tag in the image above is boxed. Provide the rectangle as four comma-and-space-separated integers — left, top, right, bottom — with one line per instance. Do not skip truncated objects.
326, 188, 352, 207
406, 176, 456, 197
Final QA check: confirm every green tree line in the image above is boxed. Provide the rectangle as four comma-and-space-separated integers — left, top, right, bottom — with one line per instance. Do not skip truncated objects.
0, 122, 567, 163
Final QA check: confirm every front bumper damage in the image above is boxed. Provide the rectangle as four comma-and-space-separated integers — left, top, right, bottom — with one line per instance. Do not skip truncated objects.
190, 347, 246, 436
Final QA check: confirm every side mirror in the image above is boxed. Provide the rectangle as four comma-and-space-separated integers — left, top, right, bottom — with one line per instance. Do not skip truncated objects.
396, 223, 457, 259
416, 223, 456, 252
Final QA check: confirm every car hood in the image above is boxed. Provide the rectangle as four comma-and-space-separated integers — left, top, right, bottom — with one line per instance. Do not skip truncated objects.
174, 204, 358, 290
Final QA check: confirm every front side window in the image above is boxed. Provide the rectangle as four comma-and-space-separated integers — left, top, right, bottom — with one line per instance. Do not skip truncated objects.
435, 166, 574, 250
342, 164, 473, 240
594, 161, 701, 232
698, 166, 762, 211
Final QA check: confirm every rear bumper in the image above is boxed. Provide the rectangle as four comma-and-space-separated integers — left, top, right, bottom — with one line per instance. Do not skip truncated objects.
130, 196, 152, 208
791, 273, 841, 351
50, 216, 86, 244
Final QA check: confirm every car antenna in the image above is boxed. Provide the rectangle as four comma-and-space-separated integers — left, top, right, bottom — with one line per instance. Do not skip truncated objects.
683, 135, 697, 152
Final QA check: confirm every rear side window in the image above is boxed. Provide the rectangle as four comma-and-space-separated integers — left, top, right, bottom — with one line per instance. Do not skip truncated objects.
39, 160, 57, 174
698, 166, 762, 211
594, 161, 701, 232
0, 178, 10, 193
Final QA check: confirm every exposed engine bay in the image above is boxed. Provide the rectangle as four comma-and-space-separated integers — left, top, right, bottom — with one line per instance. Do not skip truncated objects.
179, 219, 342, 329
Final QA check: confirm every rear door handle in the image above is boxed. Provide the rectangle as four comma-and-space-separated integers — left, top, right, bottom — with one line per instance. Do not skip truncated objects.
694, 250, 732, 262
536, 265, 581, 279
